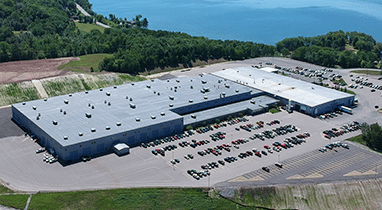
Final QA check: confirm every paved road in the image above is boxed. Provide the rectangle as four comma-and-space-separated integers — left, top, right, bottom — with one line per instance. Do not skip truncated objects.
75, 3, 90, 16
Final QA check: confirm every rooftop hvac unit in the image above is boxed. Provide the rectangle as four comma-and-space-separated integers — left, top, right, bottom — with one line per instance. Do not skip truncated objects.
169, 104, 174, 107
191, 114, 196, 118
85, 113, 92, 118
189, 99, 193, 103
169, 96, 174, 100
106, 92, 111, 96
32, 106, 37, 110
64, 100, 69, 104
161, 112, 165, 116
44, 98, 47, 101
114, 85, 117, 89
146, 84, 151, 88
105, 126, 111, 130
91, 128, 96, 132
69, 94, 72, 97
151, 115, 156, 119
63, 136, 68, 140
116, 122, 122, 126
126, 96, 128, 99
22, 102, 26, 105
85, 91, 88, 94
130, 103, 136, 108
135, 118, 140, 122
235, 89, 239, 92
78, 132, 83, 136
99, 88, 103, 91
204, 96, 208, 99
52, 120, 58, 125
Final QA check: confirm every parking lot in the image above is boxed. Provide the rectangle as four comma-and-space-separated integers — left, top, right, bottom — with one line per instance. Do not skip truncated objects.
0, 106, 367, 192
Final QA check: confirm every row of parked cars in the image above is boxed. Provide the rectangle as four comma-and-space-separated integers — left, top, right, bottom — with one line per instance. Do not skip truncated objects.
250, 124, 298, 140
151, 144, 178, 156
323, 121, 360, 139
227, 117, 249, 125
319, 141, 349, 152
318, 110, 344, 120
142, 130, 195, 148
187, 169, 210, 180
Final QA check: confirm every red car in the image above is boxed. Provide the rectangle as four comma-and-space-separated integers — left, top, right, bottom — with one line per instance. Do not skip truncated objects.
264, 145, 269, 149
324, 134, 330, 139
255, 152, 261, 157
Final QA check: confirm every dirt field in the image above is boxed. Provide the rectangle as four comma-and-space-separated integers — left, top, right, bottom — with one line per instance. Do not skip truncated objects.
0, 57, 79, 84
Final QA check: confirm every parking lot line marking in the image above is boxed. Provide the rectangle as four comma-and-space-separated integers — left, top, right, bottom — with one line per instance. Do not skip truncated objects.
228, 176, 248, 182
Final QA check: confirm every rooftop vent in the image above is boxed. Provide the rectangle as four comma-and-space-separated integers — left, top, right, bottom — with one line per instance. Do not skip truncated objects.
114, 85, 117, 89
69, 94, 72, 97
100, 88, 103, 91
38, 113, 41, 117
189, 99, 193, 103
64, 100, 69, 104
78, 132, 83, 136
167, 80, 170, 82
106, 92, 111, 96
91, 105, 95, 109
104, 100, 107, 104
85, 113, 92, 118
151, 79, 154, 82
151, 115, 156, 119
176, 79, 180, 83
60, 109, 63, 112
235, 89, 239, 92
36, 116, 40, 120
63, 111, 66, 115
157, 92, 160, 95
116, 122, 121, 126
222, 92, 226, 95
169, 96, 174, 100
44, 98, 47, 101
190, 86, 193, 89
204, 96, 208, 99
191, 114, 196, 118
202, 80, 207, 84
154, 91, 156, 94
88, 103, 91, 107
32, 106, 37, 110
91, 128, 96, 132
63, 136, 68, 140
225, 84, 230, 88
108, 102, 111, 106
130, 103, 136, 108
85, 91, 88, 94
131, 83, 134, 85
169, 104, 174, 107
52, 120, 58, 125
146, 84, 151, 88
251, 100, 256, 104
130, 98, 133, 101
135, 118, 140, 122
126, 96, 128, 99
22, 102, 26, 105
161, 112, 165, 116
105, 126, 111, 130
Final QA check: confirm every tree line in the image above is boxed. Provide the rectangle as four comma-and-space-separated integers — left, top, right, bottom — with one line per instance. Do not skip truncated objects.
276, 31, 382, 68
1, 0, 381, 74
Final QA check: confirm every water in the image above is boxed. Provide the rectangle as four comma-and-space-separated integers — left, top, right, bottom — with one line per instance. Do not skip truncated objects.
90, 0, 382, 45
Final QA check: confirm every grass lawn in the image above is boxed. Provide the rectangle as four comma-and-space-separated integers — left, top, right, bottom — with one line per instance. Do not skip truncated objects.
350, 70, 382, 75
0, 185, 13, 194
58, 54, 113, 72
0, 194, 29, 210
28, 188, 249, 210
336, 78, 347, 85
269, 108, 280, 114
12, 31, 21, 36
75, 22, 105, 33
348, 135, 367, 146
0, 83, 40, 106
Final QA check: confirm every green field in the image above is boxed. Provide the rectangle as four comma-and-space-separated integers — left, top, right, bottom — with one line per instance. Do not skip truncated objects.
0, 186, 13, 194
0, 82, 40, 106
348, 135, 366, 146
75, 22, 105, 33
350, 70, 382, 75
27, 188, 248, 210
41, 74, 145, 97
58, 54, 113, 73
0, 194, 29, 210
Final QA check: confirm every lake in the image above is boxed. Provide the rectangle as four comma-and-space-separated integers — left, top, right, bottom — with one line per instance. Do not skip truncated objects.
90, 0, 382, 45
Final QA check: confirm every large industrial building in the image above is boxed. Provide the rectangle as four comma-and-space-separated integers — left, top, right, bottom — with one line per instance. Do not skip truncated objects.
12, 67, 354, 163
213, 67, 355, 116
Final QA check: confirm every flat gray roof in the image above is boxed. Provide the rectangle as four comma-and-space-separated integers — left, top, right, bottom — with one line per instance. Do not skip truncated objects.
212, 67, 353, 107
13, 74, 263, 147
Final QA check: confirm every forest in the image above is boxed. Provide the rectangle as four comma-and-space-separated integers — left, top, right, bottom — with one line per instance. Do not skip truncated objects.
0, 0, 381, 75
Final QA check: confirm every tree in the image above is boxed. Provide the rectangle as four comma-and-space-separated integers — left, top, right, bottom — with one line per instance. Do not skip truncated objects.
362, 123, 382, 150
280, 48, 289, 57
142, 18, 148, 28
